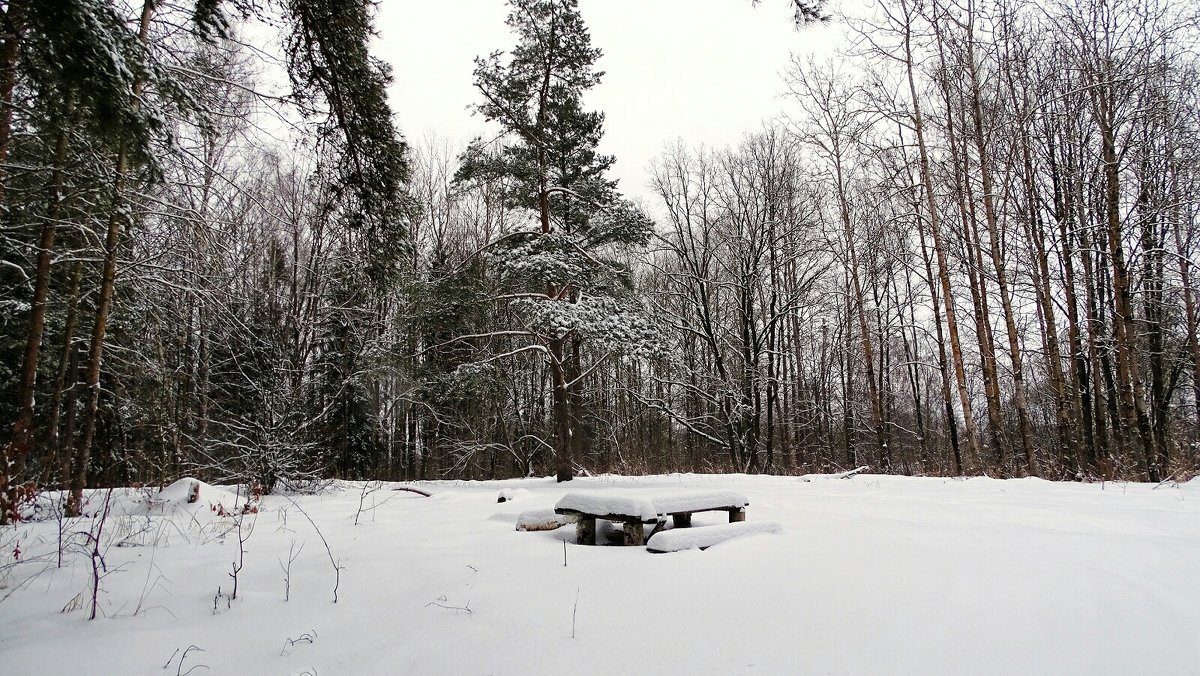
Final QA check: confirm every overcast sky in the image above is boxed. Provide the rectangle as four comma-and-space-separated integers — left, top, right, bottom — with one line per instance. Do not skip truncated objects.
375, 0, 844, 205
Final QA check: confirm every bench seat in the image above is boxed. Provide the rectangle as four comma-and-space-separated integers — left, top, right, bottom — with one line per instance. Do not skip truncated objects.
646, 520, 782, 553
652, 490, 749, 527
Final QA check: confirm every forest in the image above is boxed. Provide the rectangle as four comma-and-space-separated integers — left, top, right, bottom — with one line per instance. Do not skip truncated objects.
2, 0, 1198, 524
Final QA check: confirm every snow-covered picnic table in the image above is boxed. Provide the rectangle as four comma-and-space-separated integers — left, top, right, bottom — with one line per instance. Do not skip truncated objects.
554, 490, 750, 546
554, 493, 659, 545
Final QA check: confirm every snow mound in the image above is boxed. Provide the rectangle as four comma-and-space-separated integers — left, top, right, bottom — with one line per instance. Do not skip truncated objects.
131, 478, 249, 518
555, 492, 658, 522
646, 521, 782, 553
515, 508, 574, 531
497, 487, 531, 503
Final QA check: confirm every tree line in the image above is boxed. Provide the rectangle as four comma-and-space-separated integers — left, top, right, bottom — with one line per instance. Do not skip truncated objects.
2, 0, 1197, 522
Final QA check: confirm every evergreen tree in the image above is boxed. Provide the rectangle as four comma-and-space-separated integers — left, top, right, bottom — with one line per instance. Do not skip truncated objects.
458, 0, 656, 482
284, 0, 414, 287
1, 0, 201, 521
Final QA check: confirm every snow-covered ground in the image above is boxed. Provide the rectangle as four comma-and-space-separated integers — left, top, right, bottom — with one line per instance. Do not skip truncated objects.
1, 473, 1197, 675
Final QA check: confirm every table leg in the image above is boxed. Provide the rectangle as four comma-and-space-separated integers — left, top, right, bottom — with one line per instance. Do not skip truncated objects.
576, 516, 596, 545
623, 521, 645, 546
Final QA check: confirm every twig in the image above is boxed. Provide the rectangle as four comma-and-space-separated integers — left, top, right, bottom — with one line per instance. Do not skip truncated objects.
354, 481, 375, 525
229, 512, 255, 601
425, 595, 472, 613
212, 586, 230, 614
280, 629, 318, 656
572, 587, 580, 638
175, 645, 207, 676
1, 561, 54, 606
280, 496, 340, 603
89, 488, 115, 620
279, 540, 303, 602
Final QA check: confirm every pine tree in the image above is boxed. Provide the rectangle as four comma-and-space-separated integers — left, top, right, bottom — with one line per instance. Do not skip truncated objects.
458, 0, 655, 481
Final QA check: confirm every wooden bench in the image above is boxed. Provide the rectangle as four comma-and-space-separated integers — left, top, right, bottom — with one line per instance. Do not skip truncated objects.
651, 490, 749, 528
555, 493, 659, 546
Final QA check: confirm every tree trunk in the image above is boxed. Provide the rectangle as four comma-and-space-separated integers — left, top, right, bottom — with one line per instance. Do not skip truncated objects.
1097, 106, 1157, 480
835, 158, 887, 469
0, 0, 24, 206
960, 19, 1036, 474
67, 0, 154, 517
1172, 199, 1200, 449
902, 0, 983, 470
2, 95, 73, 522
551, 336, 572, 482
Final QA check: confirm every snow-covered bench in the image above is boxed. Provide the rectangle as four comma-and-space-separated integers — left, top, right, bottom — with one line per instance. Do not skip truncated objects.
651, 490, 749, 528
515, 508, 574, 532
646, 520, 782, 553
554, 493, 659, 546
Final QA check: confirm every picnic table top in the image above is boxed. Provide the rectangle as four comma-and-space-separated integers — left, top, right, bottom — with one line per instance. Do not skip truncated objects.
554, 490, 750, 522
555, 493, 658, 522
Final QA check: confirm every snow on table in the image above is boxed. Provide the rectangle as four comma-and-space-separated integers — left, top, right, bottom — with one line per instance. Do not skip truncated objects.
646, 520, 782, 553
651, 490, 748, 515
554, 492, 659, 522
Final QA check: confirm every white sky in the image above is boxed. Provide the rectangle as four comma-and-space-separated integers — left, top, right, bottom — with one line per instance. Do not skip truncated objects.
375, 0, 844, 205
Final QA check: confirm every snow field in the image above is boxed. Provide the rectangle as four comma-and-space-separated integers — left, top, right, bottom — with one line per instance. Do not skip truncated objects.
0, 474, 1197, 675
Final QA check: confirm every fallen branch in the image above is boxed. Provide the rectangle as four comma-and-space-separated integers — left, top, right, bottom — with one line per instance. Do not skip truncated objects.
1151, 470, 1193, 489
391, 486, 432, 498
425, 595, 471, 613
836, 466, 870, 479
